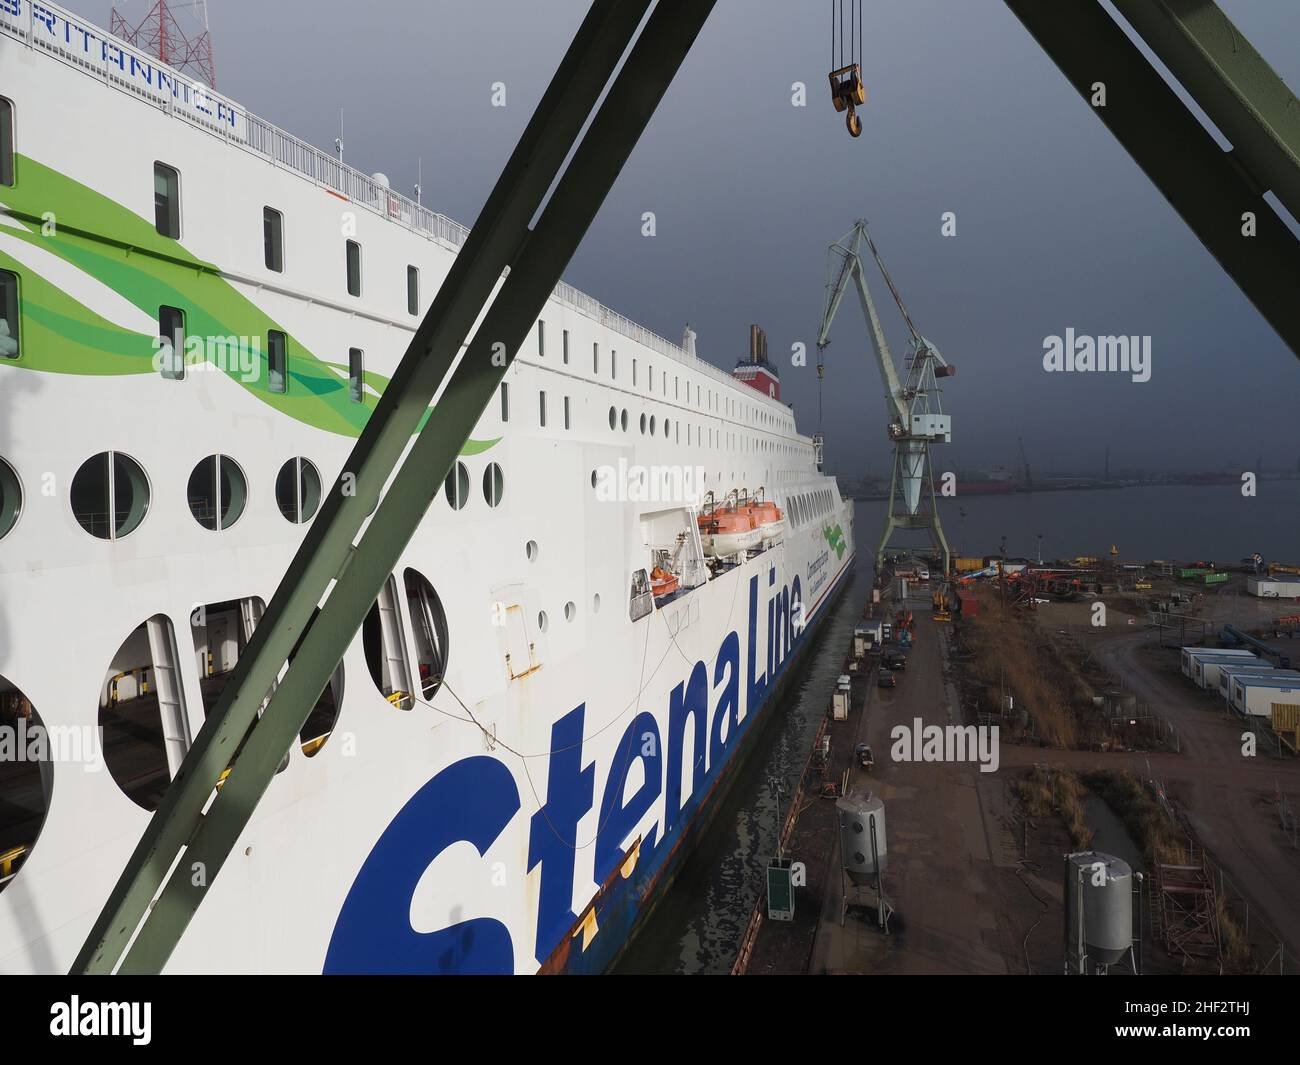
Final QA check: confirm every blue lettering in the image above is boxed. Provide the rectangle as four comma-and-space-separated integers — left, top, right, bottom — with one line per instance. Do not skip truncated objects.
595, 712, 661, 882
710, 630, 741, 766
323, 756, 519, 974
527, 704, 594, 964
665, 662, 709, 831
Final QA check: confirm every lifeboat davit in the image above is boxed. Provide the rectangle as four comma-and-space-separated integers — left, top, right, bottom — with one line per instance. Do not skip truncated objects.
697, 505, 763, 557
650, 566, 680, 598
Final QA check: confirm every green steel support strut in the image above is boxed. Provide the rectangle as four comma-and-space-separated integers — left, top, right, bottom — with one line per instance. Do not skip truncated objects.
74, 0, 716, 975
1004, 0, 1300, 357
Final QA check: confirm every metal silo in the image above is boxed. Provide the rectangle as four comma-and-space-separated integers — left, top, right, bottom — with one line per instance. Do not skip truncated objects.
836, 791, 887, 883
1064, 851, 1137, 973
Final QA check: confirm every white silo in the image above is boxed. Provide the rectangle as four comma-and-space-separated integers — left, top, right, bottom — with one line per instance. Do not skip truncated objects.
1064, 851, 1137, 974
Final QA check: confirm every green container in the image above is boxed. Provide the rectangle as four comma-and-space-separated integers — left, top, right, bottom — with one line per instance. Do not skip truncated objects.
1201, 572, 1229, 585
1179, 567, 1210, 578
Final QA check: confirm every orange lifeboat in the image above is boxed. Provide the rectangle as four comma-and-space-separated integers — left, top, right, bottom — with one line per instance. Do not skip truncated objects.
744, 499, 786, 545
650, 566, 680, 598
697, 504, 762, 557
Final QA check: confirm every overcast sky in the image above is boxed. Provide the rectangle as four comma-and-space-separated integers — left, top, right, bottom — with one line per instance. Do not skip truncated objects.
85, 0, 1300, 477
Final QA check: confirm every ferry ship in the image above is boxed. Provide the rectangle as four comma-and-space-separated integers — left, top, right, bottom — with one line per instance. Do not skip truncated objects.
0, 2, 855, 974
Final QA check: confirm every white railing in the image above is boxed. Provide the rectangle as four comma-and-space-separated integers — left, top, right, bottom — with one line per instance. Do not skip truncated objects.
1, 0, 771, 403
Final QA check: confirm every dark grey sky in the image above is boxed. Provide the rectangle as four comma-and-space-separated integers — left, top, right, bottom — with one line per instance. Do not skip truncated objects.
87, 0, 1300, 476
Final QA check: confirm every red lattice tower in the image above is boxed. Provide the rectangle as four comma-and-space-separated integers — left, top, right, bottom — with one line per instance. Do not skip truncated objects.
110, 0, 216, 88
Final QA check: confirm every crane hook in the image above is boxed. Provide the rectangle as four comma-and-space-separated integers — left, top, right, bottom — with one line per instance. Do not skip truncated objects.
846, 105, 862, 137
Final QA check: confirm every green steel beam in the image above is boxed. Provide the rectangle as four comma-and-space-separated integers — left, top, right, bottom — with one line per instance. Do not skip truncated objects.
1004, 0, 1300, 358
76, 0, 716, 974
1111, 0, 1300, 226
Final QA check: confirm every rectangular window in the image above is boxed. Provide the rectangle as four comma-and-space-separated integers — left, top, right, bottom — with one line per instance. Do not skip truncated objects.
538, 320, 545, 357
407, 265, 419, 315
539, 390, 547, 427
632, 359, 637, 387
563, 395, 571, 430
346, 240, 362, 296
158, 305, 185, 380
268, 330, 287, 393
263, 207, 283, 272
0, 98, 13, 187
0, 270, 19, 358
562, 329, 570, 364
611, 350, 617, 380
348, 347, 364, 403
153, 162, 180, 237
593, 342, 599, 374
500, 381, 510, 421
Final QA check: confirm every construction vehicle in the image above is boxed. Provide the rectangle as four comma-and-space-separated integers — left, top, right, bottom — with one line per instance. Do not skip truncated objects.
933, 586, 952, 622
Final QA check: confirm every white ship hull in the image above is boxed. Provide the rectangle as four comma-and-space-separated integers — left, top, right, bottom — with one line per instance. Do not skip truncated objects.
0, 2, 855, 974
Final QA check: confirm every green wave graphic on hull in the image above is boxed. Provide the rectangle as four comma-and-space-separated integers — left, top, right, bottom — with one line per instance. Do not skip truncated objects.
823, 523, 846, 560
0, 154, 498, 452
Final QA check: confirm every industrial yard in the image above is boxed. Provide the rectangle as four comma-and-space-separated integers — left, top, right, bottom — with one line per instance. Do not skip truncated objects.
733, 554, 1300, 976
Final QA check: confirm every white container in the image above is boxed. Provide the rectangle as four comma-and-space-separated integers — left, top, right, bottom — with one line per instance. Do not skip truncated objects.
1194, 653, 1258, 689
1231, 675, 1300, 717
1181, 645, 1253, 678
1248, 576, 1300, 598
1217, 663, 1280, 702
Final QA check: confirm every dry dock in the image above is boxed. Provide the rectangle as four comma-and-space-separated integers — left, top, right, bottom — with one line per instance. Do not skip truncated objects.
738, 588, 1065, 975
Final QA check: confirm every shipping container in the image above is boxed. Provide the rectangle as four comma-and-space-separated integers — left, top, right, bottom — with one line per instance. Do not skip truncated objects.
954, 556, 984, 573
1200, 572, 1229, 585
1230, 674, 1300, 717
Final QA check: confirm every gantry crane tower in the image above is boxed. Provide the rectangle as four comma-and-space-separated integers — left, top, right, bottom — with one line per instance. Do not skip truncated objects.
817, 220, 954, 576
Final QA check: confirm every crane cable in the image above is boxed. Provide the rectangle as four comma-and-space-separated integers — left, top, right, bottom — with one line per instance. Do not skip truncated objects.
832, 0, 864, 71
862, 226, 923, 347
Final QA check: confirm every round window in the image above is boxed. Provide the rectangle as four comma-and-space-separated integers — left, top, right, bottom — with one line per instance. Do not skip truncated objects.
187, 455, 248, 531
444, 461, 470, 510
71, 452, 150, 539
483, 462, 504, 507
275, 457, 322, 524
0, 457, 21, 540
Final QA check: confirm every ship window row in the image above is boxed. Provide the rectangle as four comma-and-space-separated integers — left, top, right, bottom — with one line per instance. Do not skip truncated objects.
0, 450, 511, 544
789, 487, 835, 527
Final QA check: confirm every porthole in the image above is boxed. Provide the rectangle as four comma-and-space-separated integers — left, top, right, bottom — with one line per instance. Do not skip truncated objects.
538, 610, 549, 633
609, 406, 617, 430
525, 539, 539, 562
649, 415, 656, 435
0, 456, 21, 539
621, 409, 628, 432
444, 460, 469, 510
187, 454, 248, 531
363, 574, 415, 711
0, 675, 52, 894
275, 457, 322, 524
564, 601, 576, 622
405, 569, 449, 699
100, 614, 192, 810
640, 413, 647, 435
483, 462, 504, 507
592, 593, 601, 613
590, 469, 598, 489
71, 451, 150, 539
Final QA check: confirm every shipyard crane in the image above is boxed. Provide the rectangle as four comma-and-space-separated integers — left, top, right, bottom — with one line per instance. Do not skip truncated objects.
817, 220, 954, 576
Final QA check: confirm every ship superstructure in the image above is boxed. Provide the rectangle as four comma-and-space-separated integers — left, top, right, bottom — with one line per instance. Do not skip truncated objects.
0, 2, 854, 973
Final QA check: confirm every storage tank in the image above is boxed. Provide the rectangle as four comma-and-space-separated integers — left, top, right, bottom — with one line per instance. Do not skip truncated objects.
1064, 851, 1133, 967
836, 791, 886, 885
